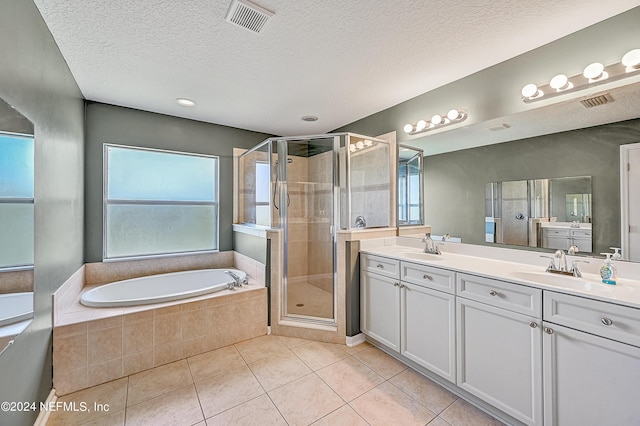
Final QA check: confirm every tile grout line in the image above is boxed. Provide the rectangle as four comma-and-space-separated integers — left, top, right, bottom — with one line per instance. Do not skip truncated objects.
185, 356, 208, 425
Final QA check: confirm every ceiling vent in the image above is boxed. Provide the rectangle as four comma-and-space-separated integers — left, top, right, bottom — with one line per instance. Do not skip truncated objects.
580, 93, 613, 108
225, 0, 274, 34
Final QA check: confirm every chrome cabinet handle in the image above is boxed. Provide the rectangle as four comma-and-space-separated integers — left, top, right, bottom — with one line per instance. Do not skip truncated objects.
530, 321, 538, 328
376, 264, 384, 269
601, 317, 613, 326
393, 282, 399, 287
489, 290, 497, 296
544, 327, 554, 334
423, 274, 432, 280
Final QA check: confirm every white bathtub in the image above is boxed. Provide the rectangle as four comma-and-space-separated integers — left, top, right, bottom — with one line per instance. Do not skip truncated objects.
0, 292, 34, 327
80, 268, 248, 308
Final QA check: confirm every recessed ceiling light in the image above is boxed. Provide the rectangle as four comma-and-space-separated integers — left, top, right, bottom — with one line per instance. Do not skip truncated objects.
301, 115, 318, 122
176, 98, 196, 107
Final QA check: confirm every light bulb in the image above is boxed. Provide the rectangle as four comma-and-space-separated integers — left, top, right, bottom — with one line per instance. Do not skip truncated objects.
622, 49, 640, 71
447, 109, 461, 121
521, 83, 540, 99
364, 139, 373, 146
356, 141, 364, 149
549, 74, 572, 91
416, 120, 427, 131
403, 123, 414, 134
583, 62, 606, 81
349, 144, 356, 152
431, 114, 443, 125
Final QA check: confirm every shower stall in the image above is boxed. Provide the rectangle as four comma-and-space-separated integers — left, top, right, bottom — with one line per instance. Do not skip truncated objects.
238, 133, 391, 326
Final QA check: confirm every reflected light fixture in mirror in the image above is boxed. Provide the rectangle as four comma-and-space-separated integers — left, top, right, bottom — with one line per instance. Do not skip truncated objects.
521, 48, 640, 103
404, 108, 468, 135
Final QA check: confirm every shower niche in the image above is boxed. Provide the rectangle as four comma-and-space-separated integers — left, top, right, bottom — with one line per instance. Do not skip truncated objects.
237, 133, 391, 327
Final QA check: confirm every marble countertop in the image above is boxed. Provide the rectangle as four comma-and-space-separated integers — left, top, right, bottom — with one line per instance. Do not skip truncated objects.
360, 239, 640, 309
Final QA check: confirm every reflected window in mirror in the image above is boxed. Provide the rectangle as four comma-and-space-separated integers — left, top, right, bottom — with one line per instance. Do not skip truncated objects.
485, 176, 592, 253
398, 145, 423, 226
0, 98, 35, 356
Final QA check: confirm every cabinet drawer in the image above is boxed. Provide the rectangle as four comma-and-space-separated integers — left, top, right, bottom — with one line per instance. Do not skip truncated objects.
457, 273, 542, 317
570, 229, 591, 238
544, 229, 569, 237
401, 261, 455, 294
544, 291, 640, 347
361, 253, 400, 279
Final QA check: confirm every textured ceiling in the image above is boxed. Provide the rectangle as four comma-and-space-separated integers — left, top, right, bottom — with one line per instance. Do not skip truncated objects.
34, 0, 640, 141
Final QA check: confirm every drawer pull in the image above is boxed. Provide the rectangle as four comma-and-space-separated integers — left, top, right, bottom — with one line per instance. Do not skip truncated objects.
601, 317, 613, 326
376, 264, 384, 269
423, 274, 432, 280
489, 290, 498, 296
393, 282, 399, 287
544, 327, 554, 334
530, 321, 538, 329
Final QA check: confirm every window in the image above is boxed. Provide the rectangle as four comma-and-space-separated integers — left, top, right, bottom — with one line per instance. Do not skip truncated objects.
0, 132, 34, 270
255, 161, 270, 226
104, 144, 218, 260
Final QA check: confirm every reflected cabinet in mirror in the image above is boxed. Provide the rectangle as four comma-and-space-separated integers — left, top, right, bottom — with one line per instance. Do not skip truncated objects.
485, 176, 593, 253
0, 97, 34, 355
398, 144, 423, 226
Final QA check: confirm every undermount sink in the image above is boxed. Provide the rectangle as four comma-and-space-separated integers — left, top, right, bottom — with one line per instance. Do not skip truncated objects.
508, 271, 633, 294
402, 252, 444, 261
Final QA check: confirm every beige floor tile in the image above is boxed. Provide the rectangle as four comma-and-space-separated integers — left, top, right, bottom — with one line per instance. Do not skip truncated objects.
316, 357, 384, 402
126, 359, 192, 406
350, 382, 436, 426
312, 404, 370, 426
292, 341, 349, 371
440, 399, 505, 426
234, 335, 293, 364
248, 350, 312, 391
125, 384, 204, 426
77, 409, 125, 426
187, 345, 246, 383
48, 378, 128, 426
389, 369, 458, 414
428, 417, 453, 426
205, 394, 287, 426
352, 347, 407, 379
339, 340, 373, 355
268, 374, 345, 426
195, 365, 265, 418
277, 335, 312, 349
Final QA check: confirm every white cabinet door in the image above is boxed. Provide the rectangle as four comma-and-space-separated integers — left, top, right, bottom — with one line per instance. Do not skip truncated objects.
543, 322, 640, 426
457, 298, 543, 426
401, 282, 456, 383
361, 270, 400, 352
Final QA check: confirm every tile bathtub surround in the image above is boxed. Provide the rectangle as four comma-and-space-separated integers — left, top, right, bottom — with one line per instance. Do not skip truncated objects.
53, 288, 268, 396
46, 335, 505, 426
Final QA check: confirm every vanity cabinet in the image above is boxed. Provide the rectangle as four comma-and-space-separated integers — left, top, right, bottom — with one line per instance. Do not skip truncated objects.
541, 227, 592, 252
542, 291, 640, 425
456, 273, 543, 426
360, 253, 456, 383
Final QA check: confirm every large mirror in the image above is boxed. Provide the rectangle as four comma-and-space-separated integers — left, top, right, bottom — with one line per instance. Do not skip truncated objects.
485, 176, 592, 252
398, 144, 423, 226
0, 97, 34, 355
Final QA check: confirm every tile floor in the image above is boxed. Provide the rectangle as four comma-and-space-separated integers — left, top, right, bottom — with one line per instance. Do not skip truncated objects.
46, 335, 505, 426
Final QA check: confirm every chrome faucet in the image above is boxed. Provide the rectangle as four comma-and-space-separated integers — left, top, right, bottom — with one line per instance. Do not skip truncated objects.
554, 249, 568, 272
355, 216, 366, 228
422, 233, 441, 255
541, 250, 588, 277
224, 270, 242, 289
568, 245, 579, 255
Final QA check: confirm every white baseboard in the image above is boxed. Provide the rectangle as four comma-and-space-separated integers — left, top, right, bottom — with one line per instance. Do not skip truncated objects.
346, 333, 365, 347
33, 388, 57, 426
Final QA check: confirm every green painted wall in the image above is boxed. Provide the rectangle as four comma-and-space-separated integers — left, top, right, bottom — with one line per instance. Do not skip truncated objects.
84, 103, 270, 262
0, 1, 85, 425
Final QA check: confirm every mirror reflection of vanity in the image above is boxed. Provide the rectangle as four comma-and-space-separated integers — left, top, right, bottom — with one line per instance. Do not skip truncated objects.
485, 176, 593, 252
397, 144, 424, 226
0, 97, 35, 355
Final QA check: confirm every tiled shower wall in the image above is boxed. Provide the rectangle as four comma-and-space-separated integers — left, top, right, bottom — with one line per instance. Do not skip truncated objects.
350, 143, 391, 228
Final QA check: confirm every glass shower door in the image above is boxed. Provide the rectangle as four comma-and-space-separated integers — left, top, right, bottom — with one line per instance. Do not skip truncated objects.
278, 137, 337, 324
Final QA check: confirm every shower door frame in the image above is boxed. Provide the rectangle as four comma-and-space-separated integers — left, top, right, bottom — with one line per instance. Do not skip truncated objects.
276, 135, 340, 327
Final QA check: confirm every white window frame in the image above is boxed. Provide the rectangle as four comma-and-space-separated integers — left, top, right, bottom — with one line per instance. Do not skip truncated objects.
103, 143, 219, 261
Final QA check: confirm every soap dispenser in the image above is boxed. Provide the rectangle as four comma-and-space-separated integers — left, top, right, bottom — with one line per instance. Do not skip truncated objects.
599, 253, 617, 285
610, 247, 622, 261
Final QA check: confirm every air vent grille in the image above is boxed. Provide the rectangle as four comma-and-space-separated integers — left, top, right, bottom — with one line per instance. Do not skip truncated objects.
580, 93, 613, 108
225, 0, 274, 34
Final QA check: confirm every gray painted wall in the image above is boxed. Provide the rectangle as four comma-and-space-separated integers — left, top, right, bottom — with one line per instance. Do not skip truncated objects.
422, 119, 640, 255
0, 1, 85, 425
84, 103, 270, 262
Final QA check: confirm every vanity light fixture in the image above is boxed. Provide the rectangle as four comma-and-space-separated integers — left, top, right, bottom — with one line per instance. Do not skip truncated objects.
349, 139, 376, 152
176, 98, 196, 107
403, 108, 468, 135
521, 48, 640, 103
